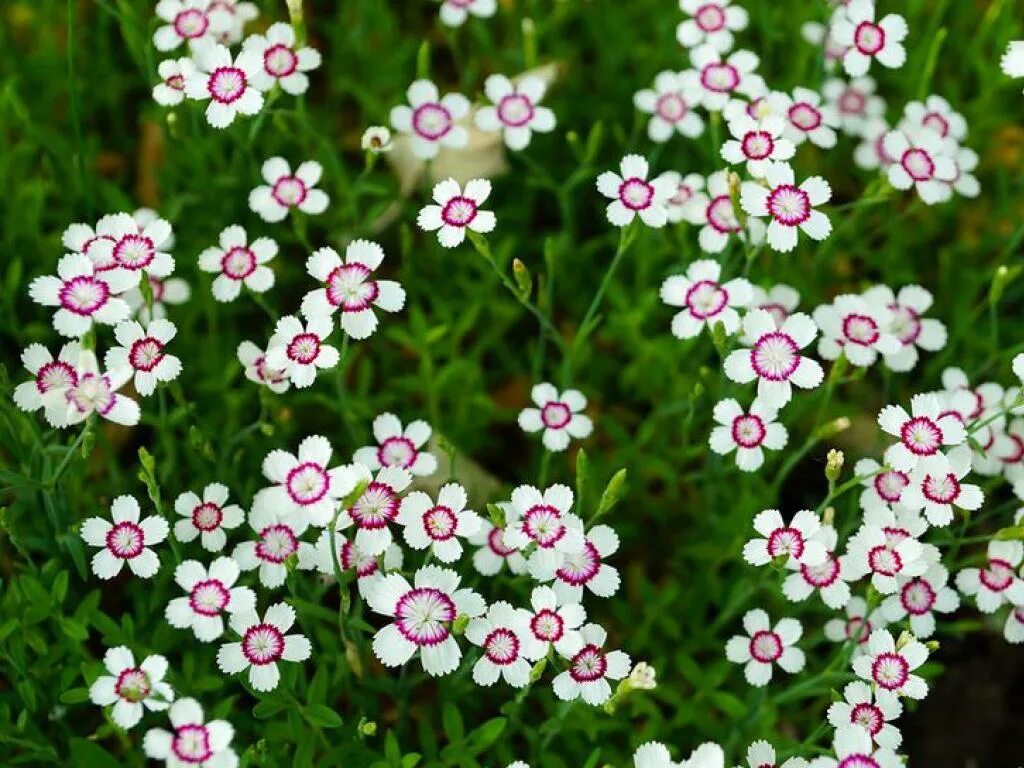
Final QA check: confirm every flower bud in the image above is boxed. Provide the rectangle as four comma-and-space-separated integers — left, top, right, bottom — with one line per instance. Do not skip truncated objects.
825, 449, 845, 483
628, 661, 657, 690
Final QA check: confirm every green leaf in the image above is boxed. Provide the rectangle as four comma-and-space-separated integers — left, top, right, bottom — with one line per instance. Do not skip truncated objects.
441, 702, 464, 742
302, 703, 343, 729
253, 699, 287, 720
69, 738, 122, 768
60, 687, 90, 705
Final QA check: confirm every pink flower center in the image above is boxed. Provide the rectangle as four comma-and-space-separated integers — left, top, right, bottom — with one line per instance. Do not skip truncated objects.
189, 578, 230, 616
530, 609, 564, 642
221, 246, 256, 280
487, 526, 517, 557
854, 21, 885, 55
618, 177, 654, 211
888, 303, 921, 344
701, 62, 739, 93
67, 373, 116, 415
106, 521, 145, 559
921, 111, 949, 138
129, 336, 165, 372
685, 279, 728, 319
868, 545, 902, 576
114, 668, 151, 703
838, 88, 866, 115
172, 724, 212, 764
766, 527, 804, 559
423, 505, 457, 541
731, 414, 766, 448
208, 66, 247, 104
60, 275, 110, 316
669, 183, 695, 206
264, 43, 298, 78
979, 558, 1014, 592
800, 554, 840, 587
167, 74, 185, 90
113, 234, 156, 270
842, 313, 880, 346
394, 587, 455, 645
286, 461, 330, 505
766, 184, 811, 226
850, 702, 884, 735
748, 630, 783, 662
900, 577, 936, 615
441, 195, 478, 227
838, 756, 880, 768
254, 355, 287, 385
569, 644, 607, 682
556, 540, 601, 586
522, 505, 567, 548
242, 622, 285, 665
340, 540, 379, 577
788, 102, 822, 131
901, 148, 935, 182
483, 627, 520, 665
921, 472, 960, 505
540, 401, 572, 429
751, 331, 800, 381
900, 416, 942, 455
882, 526, 910, 547
741, 130, 775, 160
349, 482, 400, 529
497, 93, 535, 127
411, 102, 453, 141
759, 302, 789, 327
655, 93, 688, 123
256, 524, 298, 563
173, 9, 209, 39
377, 436, 417, 469
706, 195, 740, 233
871, 651, 909, 690
286, 332, 321, 364
36, 360, 78, 393
326, 262, 378, 311
695, 2, 726, 31
271, 176, 308, 207
874, 470, 909, 503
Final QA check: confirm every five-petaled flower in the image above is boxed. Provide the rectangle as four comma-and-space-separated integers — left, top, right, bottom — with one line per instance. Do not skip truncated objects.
165, 557, 257, 642
417, 178, 497, 248
242, 22, 322, 96
709, 398, 788, 472
142, 697, 237, 767
105, 319, 183, 397
264, 314, 340, 389
249, 157, 330, 222
475, 74, 556, 150
352, 413, 439, 476
89, 646, 174, 730
217, 602, 312, 692
398, 483, 482, 563
851, 629, 929, 700
596, 154, 675, 228
633, 71, 705, 143
183, 41, 265, 128
740, 162, 832, 253
518, 382, 594, 452
29, 253, 134, 338
198, 225, 277, 302
466, 601, 542, 688
661, 259, 753, 339
831, 0, 908, 77
81, 495, 169, 580
551, 622, 631, 706
725, 609, 805, 687
390, 79, 470, 160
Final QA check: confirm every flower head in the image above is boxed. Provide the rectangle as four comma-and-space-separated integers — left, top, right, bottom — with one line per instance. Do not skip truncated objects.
883, 128, 957, 205
851, 629, 929, 700
183, 41, 265, 128
153, 0, 230, 52
237, 340, 290, 394
264, 315, 339, 389
955, 539, 1024, 613
676, 0, 749, 52
90, 646, 174, 730
81, 496, 168, 580
725, 609, 804, 686
596, 154, 675, 228
398, 483, 481, 562
153, 57, 195, 106
633, 71, 704, 143
740, 162, 832, 253
860, 284, 947, 372
198, 225, 277, 302
29, 253, 133, 338
782, 525, 854, 609
827, 680, 903, 751
466, 601, 541, 688
880, 563, 958, 639
390, 80, 470, 159
217, 602, 311, 691
878, 393, 967, 472
232, 506, 309, 589
165, 558, 256, 642
524, 585, 586, 659
831, 0, 908, 77
142, 697, 236, 767
173, 483, 245, 552
249, 157, 329, 222
417, 178, 496, 248
336, 466, 413, 556
13, 342, 82, 427
551, 623, 631, 705
518, 382, 593, 452
743, 509, 827, 568
475, 74, 556, 150
692, 170, 766, 253
720, 114, 795, 177
813, 294, 901, 368
661, 259, 752, 339
689, 45, 765, 112
822, 76, 885, 136
243, 22, 321, 96
105, 319, 182, 397
709, 398, 787, 472
353, 413, 438, 476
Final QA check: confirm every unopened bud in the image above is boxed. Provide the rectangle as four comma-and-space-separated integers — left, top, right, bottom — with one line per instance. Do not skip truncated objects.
358, 718, 377, 736
825, 449, 845, 483
895, 630, 913, 651
822, 505, 835, 526
512, 258, 532, 298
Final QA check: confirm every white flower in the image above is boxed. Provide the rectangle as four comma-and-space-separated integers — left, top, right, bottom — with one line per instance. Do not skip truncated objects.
854, 458, 909, 512
1001, 40, 1024, 83
860, 284, 946, 372
85, 211, 176, 285
81, 496, 168, 580
552, 623, 630, 705
29, 253, 133, 338
899, 446, 983, 527
782, 525, 853, 609
165, 558, 256, 642
748, 283, 799, 328
676, 0, 748, 52
365, 565, 485, 676
390, 79, 470, 159
264, 314, 339, 389
1005, 603, 1024, 644
466, 601, 540, 688
502, 484, 586, 573
724, 310, 824, 408
827, 681, 902, 751
417, 177, 496, 248
13, 342, 81, 426
811, 726, 901, 768
183, 42, 265, 128
877, 393, 966, 472
948, 146, 980, 199
638, 742, 725, 768
743, 509, 827, 567
813, 294, 900, 368
853, 117, 894, 170
740, 162, 832, 253
143, 697, 237, 767
660, 172, 706, 224
51, 350, 141, 428
691, 170, 766, 253
89, 646, 173, 730
822, 76, 885, 137
844, 523, 930, 594
253, 435, 361, 528
153, 0, 230, 51
249, 157, 329, 222
524, 585, 585, 659
361, 126, 393, 153
353, 413, 438, 476
725, 609, 804, 686
689, 46, 765, 112
237, 340, 290, 394
437, 0, 496, 27
297, 527, 403, 595
243, 22, 321, 95
720, 114, 794, 177
883, 128, 957, 205
153, 57, 194, 106
633, 71, 704, 143
232, 506, 308, 589
173, 483, 245, 552
198, 225, 277, 302
124, 275, 191, 323
518, 382, 593, 452
851, 628, 929, 700
661, 259, 752, 339
823, 595, 888, 653
468, 517, 528, 576
628, 661, 658, 691
105, 319, 182, 397
901, 94, 966, 143
880, 563, 958, 639
767, 87, 839, 149
534, 524, 621, 605
955, 540, 1024, 613
831, 0, 908, 77
475, 74, 556, 150
336, 466, 413, 556
211, 0, 259, 44
709, 398, 787, 471
300, 241, 405, 339
596, 154, 675, 228
398, 483, 481, 562
216, 602, 311, 692
739, 741, 808, 768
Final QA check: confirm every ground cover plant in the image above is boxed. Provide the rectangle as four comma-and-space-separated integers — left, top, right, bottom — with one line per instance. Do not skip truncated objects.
2, 0, 1024, 765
